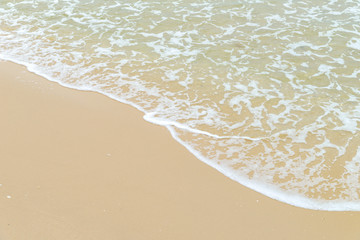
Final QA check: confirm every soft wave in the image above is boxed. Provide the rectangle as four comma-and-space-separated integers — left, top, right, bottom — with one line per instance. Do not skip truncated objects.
1, 0, 360, 210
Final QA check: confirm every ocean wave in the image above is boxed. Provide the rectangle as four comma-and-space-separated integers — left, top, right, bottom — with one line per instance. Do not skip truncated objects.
1, 0, 360, 210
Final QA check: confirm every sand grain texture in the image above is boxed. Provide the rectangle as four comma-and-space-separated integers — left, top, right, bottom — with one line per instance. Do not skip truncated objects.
0, 61, 360, 240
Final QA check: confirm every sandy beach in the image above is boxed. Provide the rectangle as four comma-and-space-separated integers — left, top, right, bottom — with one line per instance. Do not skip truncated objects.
0, 60, 360, 240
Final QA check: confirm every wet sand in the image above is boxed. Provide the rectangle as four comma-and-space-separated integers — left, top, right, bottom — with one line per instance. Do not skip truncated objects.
0, 60, 360, 240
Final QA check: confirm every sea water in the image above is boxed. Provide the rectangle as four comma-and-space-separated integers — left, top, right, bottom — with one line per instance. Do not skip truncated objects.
1, 0, 360, 210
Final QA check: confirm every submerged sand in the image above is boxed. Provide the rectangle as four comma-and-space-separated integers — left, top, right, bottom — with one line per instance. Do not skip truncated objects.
0, 60, 360, 240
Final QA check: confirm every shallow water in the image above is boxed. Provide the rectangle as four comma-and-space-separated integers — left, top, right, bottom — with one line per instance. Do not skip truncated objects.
1, 0, 360, 210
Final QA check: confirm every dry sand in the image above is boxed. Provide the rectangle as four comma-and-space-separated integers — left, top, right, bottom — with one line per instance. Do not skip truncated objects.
0, 60, 360, 240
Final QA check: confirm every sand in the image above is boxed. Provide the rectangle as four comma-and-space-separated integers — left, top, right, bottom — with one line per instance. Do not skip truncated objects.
0, 60, 360, 240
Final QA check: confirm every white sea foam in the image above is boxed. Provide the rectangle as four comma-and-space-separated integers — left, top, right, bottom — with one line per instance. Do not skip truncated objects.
1, 0, 360, 210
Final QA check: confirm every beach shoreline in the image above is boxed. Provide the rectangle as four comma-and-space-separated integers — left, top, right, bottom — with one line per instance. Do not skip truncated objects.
1, 60, 360, 240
